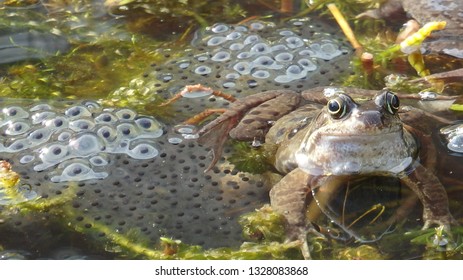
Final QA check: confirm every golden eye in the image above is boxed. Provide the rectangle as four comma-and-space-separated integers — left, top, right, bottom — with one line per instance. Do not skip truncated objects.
327, 97, 346, 119
385, 91, 400, 114
376, 90, 400, 115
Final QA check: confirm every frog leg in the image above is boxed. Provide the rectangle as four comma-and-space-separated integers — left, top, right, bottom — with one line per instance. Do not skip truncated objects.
269, 168, 326, 259
400, 163, 456, 231
198, 90, 300, 171
159, 84, 236, 106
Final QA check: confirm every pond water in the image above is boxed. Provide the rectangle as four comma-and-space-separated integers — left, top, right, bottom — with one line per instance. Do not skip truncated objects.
0, 0, 462, 260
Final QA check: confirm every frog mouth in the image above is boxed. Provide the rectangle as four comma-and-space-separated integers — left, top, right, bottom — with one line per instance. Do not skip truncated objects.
321, 125, 404, 137
297, 129, 417, 176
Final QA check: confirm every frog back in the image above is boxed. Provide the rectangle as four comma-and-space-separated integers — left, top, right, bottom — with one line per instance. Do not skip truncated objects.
265, 103, 322, 146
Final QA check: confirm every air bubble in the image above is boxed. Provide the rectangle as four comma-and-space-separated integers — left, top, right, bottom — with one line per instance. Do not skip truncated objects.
225, 73, 240, 79
287, 64, 302, 75
174, 124, 197, 134
252, 56, 281, 69
7, 139, 27, 152
30, 104, 52, 111
207, 36, 226, 46
321, 43, 341, 56
211, 51, 231, 62
135, 118, 163, 137
309, 42, 342, 60
95, 112, 116, 123
128, 143, 159, 159
244, 35, 260, 45
233, 61, 251, 74
226, 31, 242, 40
173, 124, 199, 140
65, 106, 90, 119
440, 123, 463, 153
448, 135, 463, 152
31, 111, 56, 124
27, 128, 51, 143
285, 36, 304, 48
194, 65, 212, 75
3, 106, 28, 118
250, 43, 271, 54
39, 144, 69, 164
69, 134, 103, 156
275, 52, 294, 62
252, 70, 270, 79
69, 119, 95, 131
5, 121, 30, 136
298, 49, 314, 56
249, 22, 265, 30
20, 155, 35, 164
279, 30, 294, 36
83, 101, 101, 111
45, 116, 67, 128
117, 123, 138, 138
222, 81, 236, 88
97, 126, 117, 142
135, 117, 152, 129
271, 44, 288, 52
247, 80, 258, 88
229, 43, 244, 51
234, 25, 248, 32
51, 162, 108, 182
57, 131, 72, 142
298, 58, 317, 70
90, 156, 108, 166
161, 74, 173, 82
178, 60, 190, 69
115, 109, 136, 120
211, 23, 229, 33
237, 52, 252, 59
196, 55, 209, 62
168, 137, 183, 144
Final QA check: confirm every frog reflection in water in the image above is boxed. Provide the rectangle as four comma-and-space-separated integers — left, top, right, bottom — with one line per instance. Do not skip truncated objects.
175, 85, 456, 258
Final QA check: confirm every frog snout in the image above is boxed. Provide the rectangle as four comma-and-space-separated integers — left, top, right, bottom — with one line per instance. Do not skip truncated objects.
358, 110, 384, 128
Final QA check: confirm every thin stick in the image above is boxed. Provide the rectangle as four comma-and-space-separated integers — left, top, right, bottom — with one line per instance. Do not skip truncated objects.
327, 3, 363, 55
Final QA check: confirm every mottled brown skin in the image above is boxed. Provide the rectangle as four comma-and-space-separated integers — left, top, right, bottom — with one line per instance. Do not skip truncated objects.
196, 86, 455, 259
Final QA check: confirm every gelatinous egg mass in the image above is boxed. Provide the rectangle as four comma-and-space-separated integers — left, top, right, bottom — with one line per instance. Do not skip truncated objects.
147, 18, 352, 95
0, 100, 164, 182
0, 99, 270, 252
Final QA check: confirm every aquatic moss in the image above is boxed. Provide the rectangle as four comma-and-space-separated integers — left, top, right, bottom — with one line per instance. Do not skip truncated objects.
239, 205, 287, 243
0, 34, 165, 101
64, 205, 302, 260
227, 141, 275, 174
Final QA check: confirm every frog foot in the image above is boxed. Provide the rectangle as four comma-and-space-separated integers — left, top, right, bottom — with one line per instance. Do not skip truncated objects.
197, 112, 243, 171
422, 215, 458, 232
286, 223, 325, 260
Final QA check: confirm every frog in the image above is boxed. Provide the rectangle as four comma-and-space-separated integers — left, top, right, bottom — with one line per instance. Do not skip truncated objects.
183, 85, 457, 259
357, 0, 463, 58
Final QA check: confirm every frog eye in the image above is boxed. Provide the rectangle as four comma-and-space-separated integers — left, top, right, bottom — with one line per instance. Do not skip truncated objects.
384, 91, 400, 114
327, 97, 347, 119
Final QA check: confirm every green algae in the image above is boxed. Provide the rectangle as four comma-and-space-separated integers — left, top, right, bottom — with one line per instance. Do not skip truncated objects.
227, 141, 276, 174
